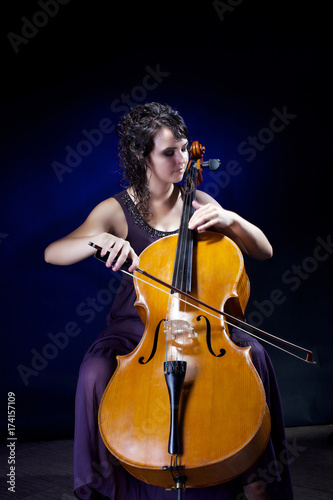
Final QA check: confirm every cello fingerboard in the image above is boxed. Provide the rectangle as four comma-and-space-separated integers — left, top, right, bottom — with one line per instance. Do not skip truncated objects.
171, 162, 197, 294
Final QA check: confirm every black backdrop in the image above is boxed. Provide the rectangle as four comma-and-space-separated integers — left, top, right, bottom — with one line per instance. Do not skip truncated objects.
1, 0, 332, 441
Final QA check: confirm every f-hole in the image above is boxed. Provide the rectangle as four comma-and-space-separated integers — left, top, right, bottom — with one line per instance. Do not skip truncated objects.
197, 315, 226, 358
138, 319, 165, 364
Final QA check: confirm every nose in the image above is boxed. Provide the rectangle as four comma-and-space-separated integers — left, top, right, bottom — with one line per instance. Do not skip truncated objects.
175, 149, 188, 164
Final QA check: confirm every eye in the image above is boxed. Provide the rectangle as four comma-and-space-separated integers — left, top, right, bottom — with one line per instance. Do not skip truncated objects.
163, 150, 174, 157
162, 143, 188, 157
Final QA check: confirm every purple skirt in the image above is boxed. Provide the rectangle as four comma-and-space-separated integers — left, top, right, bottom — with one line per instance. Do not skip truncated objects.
74, 321, 293, 500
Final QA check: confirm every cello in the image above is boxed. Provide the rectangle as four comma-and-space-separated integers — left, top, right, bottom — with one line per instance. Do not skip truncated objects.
93, 142, 313, 495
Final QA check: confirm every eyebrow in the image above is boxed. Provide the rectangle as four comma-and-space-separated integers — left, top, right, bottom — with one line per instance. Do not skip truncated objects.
162, 141, 189, 152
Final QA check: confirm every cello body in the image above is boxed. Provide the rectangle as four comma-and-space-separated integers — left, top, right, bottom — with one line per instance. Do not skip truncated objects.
98, 231, 271, 489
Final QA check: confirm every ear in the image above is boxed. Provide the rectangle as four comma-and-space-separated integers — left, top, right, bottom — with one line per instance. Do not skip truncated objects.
143, 155, 151, 171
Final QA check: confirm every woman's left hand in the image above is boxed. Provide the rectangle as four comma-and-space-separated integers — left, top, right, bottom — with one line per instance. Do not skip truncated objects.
188, 197, 273, 260
188, 200, 234, 232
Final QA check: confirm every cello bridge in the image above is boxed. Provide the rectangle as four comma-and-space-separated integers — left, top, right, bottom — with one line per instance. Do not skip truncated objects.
164, 320, 198, 341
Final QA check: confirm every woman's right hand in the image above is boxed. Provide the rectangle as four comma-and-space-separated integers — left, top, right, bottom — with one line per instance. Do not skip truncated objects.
45, 197, 139, 268
96, 233, 140, 272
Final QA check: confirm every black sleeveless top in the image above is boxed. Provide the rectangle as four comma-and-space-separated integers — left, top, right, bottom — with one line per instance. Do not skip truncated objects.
113, 189, 178, 255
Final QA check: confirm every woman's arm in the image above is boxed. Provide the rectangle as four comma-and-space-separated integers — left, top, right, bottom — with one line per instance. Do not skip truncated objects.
190, 191, 273, 260
44, 197, 140, 271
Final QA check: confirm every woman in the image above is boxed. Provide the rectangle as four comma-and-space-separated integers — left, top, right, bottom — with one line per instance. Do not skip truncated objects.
45, 102, 293, 500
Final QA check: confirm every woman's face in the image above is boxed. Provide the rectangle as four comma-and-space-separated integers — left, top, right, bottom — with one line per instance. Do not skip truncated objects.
146, 127, 189, 188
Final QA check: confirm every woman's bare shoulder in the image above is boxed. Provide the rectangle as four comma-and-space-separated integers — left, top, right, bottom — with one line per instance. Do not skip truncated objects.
87, 194, 127, 238
196, 189, 221, 207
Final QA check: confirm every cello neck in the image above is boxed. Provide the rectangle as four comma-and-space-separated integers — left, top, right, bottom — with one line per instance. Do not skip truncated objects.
171, 162, 197, 293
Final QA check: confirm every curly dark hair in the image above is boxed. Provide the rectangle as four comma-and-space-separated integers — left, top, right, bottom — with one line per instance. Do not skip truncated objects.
117, 102, 188, 220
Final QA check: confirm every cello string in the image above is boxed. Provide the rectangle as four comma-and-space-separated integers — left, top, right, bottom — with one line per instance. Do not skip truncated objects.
166, 216, 191, 362
180, 164, 196, 362
166, 185, 191, 363
168, 165, 196, 362
167, 179, 191, 362
180, 185, 193, 363
177, 189, 190, 363
165, 287, 173, 363
124, 268, 313, 363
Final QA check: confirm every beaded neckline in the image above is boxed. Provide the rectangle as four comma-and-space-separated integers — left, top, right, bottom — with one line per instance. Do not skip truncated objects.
122, 191, 179, 238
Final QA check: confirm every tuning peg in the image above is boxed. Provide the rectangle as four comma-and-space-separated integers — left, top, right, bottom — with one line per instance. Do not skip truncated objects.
201, 159, 221, 171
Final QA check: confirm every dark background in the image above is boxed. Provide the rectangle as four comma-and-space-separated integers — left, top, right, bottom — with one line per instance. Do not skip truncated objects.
1, 0, 332, 441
